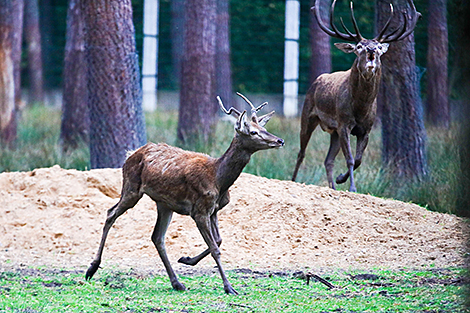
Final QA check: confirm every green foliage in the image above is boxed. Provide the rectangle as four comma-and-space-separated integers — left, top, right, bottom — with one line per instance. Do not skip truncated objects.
0, 106, 89, 173
41, 0, 455, 99
0, 267, 466, 312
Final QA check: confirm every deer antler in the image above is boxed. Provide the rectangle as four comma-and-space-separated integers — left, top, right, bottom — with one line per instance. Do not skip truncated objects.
374, 0, 421, 43
236, 92, 268, 122
217, 96, 241, 118
312, 0, 363, 43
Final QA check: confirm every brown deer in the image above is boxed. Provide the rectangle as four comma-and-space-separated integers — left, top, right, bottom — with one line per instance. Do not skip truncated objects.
292, 0, 420, 192
85, 93, 284, 295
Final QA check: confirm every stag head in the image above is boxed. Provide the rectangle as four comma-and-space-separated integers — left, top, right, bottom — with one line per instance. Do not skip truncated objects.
313, 0, 421, 79
217, 92, 284, 150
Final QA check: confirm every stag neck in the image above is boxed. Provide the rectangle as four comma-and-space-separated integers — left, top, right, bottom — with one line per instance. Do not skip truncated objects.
216, 136, 252, 193
349, 59, 382, 106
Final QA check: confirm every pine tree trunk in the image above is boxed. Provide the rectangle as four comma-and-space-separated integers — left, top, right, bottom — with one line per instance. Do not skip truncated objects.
216, 0, 234, 109
60, 0, 89, 150
24, 0, 44, 105
170, 0, 184, 88
309, 0, 331, 84
82, 0, 147, 168
177, 0, 217, 145
376, 0, 427, 179
0, 0, 23, 145
426, 0, 449, 127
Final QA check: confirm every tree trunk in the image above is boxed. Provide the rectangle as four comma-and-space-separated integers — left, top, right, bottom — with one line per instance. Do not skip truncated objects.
170, 0, 184, 88
376, 0, 427, 179
0, 0, 23, 145
309, 0, 331, 84
177, 0, 217, 145
426, 0, 449, 127
24, 0, 44, 105
216, 0, 234, 109
60, 0, 89, 150
82, 0, 147, 169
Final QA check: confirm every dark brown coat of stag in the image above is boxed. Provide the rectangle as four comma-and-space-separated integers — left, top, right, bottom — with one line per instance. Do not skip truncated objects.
85, 93, 284, 295
292, 0, 420, 192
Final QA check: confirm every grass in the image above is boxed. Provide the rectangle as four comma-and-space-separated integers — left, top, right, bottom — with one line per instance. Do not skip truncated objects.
0, 105, 463, 215
0, 267, 467, 312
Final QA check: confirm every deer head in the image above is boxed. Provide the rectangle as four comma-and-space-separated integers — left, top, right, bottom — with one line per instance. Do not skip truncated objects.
217, 92, 284, 151
313, 0, 421, 79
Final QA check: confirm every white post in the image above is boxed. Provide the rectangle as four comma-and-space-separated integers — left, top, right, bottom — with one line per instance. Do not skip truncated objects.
142, 0, 159, 111
283, 0, 300, 117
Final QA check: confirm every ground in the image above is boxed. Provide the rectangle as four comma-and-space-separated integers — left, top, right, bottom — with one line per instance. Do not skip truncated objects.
0, 165, 467, 275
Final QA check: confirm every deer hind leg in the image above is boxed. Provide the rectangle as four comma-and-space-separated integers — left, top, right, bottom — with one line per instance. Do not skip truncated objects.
336, 134, 369, 188
178, 213, 221, 266
324, 132, 341, 189
292, 116, 319, 181
193, 213, 237, 295
85, 189, 142, 280
152, 203, 186, 291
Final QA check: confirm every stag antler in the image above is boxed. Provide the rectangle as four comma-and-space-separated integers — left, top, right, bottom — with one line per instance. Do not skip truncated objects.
236, 92, 268, 122
312, 0, 363, 43
217, 96, 241, 118
374, 0, 421, 43
313, 0, 421, 44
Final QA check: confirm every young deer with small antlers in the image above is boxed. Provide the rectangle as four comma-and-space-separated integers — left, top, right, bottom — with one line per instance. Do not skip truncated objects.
85, 93, 284, 295
292, 0, 420, 192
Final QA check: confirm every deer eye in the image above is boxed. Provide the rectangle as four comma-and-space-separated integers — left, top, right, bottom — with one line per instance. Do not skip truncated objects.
250, 130, 258, 136
377, 44, 383, 50
356, 44, 364, 51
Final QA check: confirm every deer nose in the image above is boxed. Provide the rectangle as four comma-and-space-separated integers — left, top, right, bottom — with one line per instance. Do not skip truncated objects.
277, 138, 285, 146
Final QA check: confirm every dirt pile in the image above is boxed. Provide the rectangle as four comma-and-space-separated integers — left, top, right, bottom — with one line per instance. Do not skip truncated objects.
0, 165, 467, 273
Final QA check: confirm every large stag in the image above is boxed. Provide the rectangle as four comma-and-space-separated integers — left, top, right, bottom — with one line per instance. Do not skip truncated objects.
292, 0, 420, 192
85, 93, 284, 295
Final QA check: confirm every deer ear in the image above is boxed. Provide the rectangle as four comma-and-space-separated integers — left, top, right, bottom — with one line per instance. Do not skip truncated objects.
379, 43, 389, 54
235, 110, 250, 135
334, 42, 356, 54
257, 111, 275, 127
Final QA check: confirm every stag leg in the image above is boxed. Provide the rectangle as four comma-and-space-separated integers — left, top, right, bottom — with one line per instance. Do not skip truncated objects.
336, 133, 369, 187
178, 213, 221, 266
193, 213, 237, 295
324, 132, 341, 189
337, 128, 357, 192
152, 203, 186, 291
292, 116, 319, 181
85, 191, 142, 280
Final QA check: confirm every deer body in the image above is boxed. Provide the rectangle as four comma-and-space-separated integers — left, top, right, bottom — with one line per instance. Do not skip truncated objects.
85, 93, 284, 295
292, 0, 420, 192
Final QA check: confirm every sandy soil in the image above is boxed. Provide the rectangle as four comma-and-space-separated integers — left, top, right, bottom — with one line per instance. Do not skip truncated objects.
0, 165, 467, 274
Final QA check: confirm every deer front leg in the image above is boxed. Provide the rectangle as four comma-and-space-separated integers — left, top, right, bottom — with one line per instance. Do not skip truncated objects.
292, 116, 319, 181
178, 213, 222, 266
337, 128, 357, 192
324, 132, 341, 189
336, 133, 369, 187
152, 204, 186, 291
193, 212, 237, 295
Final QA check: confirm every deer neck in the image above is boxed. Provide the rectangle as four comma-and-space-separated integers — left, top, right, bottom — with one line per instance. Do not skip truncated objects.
216, 136, 252, 193
350, 60, 382, 110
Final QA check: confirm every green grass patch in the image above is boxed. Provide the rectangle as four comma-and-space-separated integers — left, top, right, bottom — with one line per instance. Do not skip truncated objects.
0, 106, 463, 215
0, 267, 467, 312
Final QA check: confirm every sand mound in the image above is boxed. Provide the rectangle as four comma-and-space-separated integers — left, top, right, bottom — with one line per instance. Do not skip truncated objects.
0, 165, 467, 273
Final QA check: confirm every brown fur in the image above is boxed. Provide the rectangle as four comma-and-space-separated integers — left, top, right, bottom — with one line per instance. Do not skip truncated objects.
292, 41, 386, 192
85, 96, 284, 295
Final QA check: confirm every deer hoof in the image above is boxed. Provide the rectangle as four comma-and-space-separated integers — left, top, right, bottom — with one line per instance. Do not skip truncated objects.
172, 281, 187, 291
224, 284, 238, 295
85, 261, 100, 280
178, 256, 197, 266
336, 173, 348, 184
